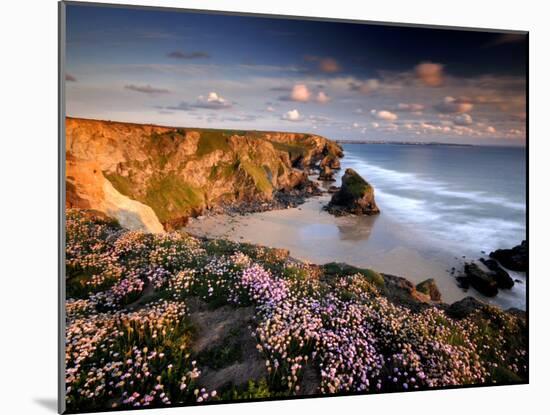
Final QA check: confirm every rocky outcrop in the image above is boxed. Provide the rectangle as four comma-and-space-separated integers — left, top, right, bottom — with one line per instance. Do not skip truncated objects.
446, 296, 485, 319
318, 165, 335, 182
490, 241, 527, 272
320, 155, 341, 170
463, 262, 499, 297
325, 168, 380, 216
416, 278, 442, 302
66, 155, 164, 233
480, 258, 514, 289
66, 118, 342, 230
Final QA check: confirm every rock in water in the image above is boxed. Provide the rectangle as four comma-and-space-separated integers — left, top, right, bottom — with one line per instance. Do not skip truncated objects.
463, 263, 499, 297
325, 168, 380, 216
480, 258, 514, 289
416, 278, 442, 301
489, 240, 528, 272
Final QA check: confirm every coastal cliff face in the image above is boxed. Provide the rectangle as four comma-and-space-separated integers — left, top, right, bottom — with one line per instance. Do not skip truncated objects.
65, 118, 343, 231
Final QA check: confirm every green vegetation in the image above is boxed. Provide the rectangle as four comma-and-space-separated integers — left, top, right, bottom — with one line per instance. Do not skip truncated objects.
104, 172, 134, 196
144, 176, 204, 222
239, 159, 273, 194
221, 379, 280, 400
270, 140, 308, 160
344, 170, 372, 198
196, 130, 231, 157
323, 262, 385, 287
64, 209, 527, 412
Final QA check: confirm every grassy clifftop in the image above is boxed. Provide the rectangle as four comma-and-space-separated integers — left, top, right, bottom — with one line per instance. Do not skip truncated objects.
66, 118, 343, 230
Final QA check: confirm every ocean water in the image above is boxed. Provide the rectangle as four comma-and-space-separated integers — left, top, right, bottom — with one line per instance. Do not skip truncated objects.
341, 144, 527, 257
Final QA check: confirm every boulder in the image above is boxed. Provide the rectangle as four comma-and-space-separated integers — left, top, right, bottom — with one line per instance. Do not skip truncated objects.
416, 278, 442, 301
480, 258, 514, 289
489, 240, 527, 272
463, 263, 498, 297
447, 296, 485, 319
327, 185, 340, 194
325, 168, 380, 216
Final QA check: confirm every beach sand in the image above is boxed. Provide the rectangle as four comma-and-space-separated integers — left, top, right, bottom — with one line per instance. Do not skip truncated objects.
185, 191, 527, 309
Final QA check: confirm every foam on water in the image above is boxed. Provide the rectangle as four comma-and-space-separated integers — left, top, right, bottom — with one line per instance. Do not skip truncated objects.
341, 146, 526, 257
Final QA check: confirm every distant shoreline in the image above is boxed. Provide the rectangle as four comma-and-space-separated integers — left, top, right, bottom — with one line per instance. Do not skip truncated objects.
336, 140, 526, 148
336, 140, 475, 147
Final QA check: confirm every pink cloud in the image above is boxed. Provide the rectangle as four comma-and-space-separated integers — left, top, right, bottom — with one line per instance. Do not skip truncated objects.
290, 84, 311, 102
415, 62, 444, 87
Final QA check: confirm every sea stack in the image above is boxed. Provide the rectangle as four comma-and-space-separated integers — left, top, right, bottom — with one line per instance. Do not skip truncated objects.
325, 168, 380, 216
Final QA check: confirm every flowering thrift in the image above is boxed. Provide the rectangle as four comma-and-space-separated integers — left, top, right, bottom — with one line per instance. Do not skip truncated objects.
65, 210, 527, 410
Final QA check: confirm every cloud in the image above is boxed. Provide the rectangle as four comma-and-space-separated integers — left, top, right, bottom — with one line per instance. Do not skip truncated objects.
486, 126, 496, 133
316, 91, 330, 104
266, 106, 275, 112
415, 62, 444, 87
435, 96, 473, 114
124, 84, 170, 94
167, 50, 210, 59
371, 109, 398, 121
454, 113, 473, 126
319, 58, 341, 73
194, 92, 232, 109
275, 84, 311, 102
289, 84, 311, 102
165, 91, 233, 111
396, 102, 425, 113
282, 109, 302, 121
65, 73, 77, 82
483, 33, 526, 48
304, 55, 341, 73
349, 79, 379, 94
308, 115, 330, 123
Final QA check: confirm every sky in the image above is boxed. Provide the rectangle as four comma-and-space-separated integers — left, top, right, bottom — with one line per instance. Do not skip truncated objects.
65, 4, 527, 145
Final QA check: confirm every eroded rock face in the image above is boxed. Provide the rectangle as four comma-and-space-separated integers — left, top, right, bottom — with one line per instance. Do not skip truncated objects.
66, 118, 343, 230
490, 241, 527, 272
66, 155, 164, 233
318, 165, 335, 182
416, 278, 442, 302
325, 168, 380, 216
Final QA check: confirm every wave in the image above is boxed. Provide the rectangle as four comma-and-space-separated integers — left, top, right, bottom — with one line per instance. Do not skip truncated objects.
344, 155, 526, 212
342, 154, 526, 254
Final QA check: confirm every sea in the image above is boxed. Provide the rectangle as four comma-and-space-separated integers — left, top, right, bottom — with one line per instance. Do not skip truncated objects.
341, 143, 527, 258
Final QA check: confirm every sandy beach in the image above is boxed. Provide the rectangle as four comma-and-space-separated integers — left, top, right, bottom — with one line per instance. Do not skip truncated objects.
185, 188, 526, 309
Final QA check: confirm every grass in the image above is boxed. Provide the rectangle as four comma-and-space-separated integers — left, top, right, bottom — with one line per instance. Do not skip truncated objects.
270, 141, 308, 160
104, 172, 134, 196
323, 262, 385, 287
343, 170, 372, 198
196, 130, 231, 157
220, 378, 280, 400
239, 159, 273, 195
144, 176, 204, 222
209, 161, 240, 180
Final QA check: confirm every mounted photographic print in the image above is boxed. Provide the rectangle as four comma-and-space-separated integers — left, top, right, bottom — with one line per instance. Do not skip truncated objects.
59, 1, 528, 413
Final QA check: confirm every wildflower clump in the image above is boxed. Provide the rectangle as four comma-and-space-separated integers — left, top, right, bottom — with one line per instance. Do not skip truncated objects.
65, 209, 527, 411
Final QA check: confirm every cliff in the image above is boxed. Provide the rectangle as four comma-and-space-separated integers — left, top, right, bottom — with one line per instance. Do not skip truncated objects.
65, 117, 343, 232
